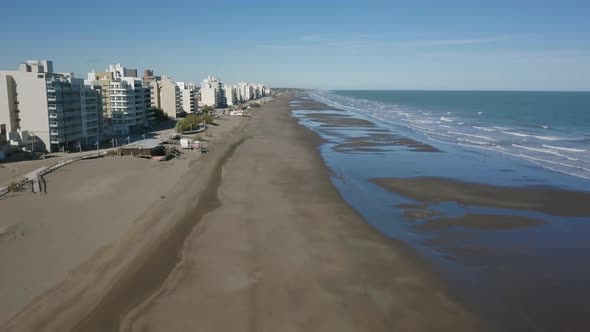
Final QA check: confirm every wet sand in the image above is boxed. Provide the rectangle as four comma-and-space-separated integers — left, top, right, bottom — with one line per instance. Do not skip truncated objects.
295, 109, 441, 153
418, 214, 545, 230
292, 99, 339, 110
334, 133, 441, 153
372, 176, 590, 217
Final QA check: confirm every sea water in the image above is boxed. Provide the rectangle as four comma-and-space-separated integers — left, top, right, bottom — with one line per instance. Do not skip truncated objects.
292, 90, 590, 332
314, 90, 590, 181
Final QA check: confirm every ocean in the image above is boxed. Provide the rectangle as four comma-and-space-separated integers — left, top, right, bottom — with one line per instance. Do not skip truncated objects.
291, 90, 590, 332
316, 90, 590, 181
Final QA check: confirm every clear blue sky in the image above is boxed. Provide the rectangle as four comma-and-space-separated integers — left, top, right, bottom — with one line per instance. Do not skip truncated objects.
1, 0, 588, 90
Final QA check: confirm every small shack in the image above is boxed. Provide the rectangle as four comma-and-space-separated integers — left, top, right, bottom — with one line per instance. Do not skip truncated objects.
119, 138, 166, 158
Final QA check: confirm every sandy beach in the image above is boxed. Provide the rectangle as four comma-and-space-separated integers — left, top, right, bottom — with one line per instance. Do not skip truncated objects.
0, 115, 246, 329
1, 94, 481, 331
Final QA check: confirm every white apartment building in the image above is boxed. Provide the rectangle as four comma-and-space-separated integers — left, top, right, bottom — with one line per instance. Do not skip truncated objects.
109, 77, 151, 136
0, 60, 85, 152
236, 82, 256, 103
108, 64, 138, 79
201, 76, 226, 108
224, 84, 238, 106
177, 82, 198, 114
85, 64, 152, 137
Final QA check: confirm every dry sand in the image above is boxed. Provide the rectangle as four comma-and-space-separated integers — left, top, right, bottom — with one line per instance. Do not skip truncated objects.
1, 96, 481, 331
0, 115, 245, 329
0, 154, 71, 186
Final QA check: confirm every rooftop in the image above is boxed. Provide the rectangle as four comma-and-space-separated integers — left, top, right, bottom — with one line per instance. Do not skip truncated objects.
121, 138, 163, 149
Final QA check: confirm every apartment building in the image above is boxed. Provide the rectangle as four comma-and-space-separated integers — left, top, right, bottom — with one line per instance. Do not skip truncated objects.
87, 64, 152, 137
109, 77, 151, 136
86, 71, 114, 136
80, 86, 102, 146
224, 84, 238, 106
201, 76, 226, 108
177, 82, 198, 114
0, 60, 84, 152
236, 82, 253, 102
159, 76, 182, 118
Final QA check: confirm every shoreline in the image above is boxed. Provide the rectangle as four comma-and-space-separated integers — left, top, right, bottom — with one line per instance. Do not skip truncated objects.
293, 92, 590, 332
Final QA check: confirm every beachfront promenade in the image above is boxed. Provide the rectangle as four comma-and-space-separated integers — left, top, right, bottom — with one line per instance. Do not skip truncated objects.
0, 151, 107, 198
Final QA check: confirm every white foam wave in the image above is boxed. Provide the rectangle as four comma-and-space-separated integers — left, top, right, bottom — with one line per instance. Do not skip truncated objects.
463, 139, 493, 146
518, 154, 590, 172
307, 90, 590, 180
501, 131, 529, 137
542, 145, 587, 153
533, 135, 563, 141
472, 126, 496, 132
448, 131, 496, 141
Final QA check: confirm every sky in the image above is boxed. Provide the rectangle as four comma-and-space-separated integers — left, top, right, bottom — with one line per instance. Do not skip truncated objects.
0, 0, 588, 90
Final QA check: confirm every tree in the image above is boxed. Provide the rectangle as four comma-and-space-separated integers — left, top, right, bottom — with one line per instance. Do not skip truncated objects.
202, 105, 214, 114
152, 108, 169, 122
175, 113, 215, 132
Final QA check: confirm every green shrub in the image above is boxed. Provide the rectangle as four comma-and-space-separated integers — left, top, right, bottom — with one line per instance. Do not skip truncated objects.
152, 108, 169, 122
176, 114, 211, 132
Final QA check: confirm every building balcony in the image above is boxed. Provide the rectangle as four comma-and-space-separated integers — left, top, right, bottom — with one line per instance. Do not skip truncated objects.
47, 97, 56, 102
50, 131, 59, 136
47, 88, 56, 93
49, 114, 58, 119
49, 123, 58, 128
